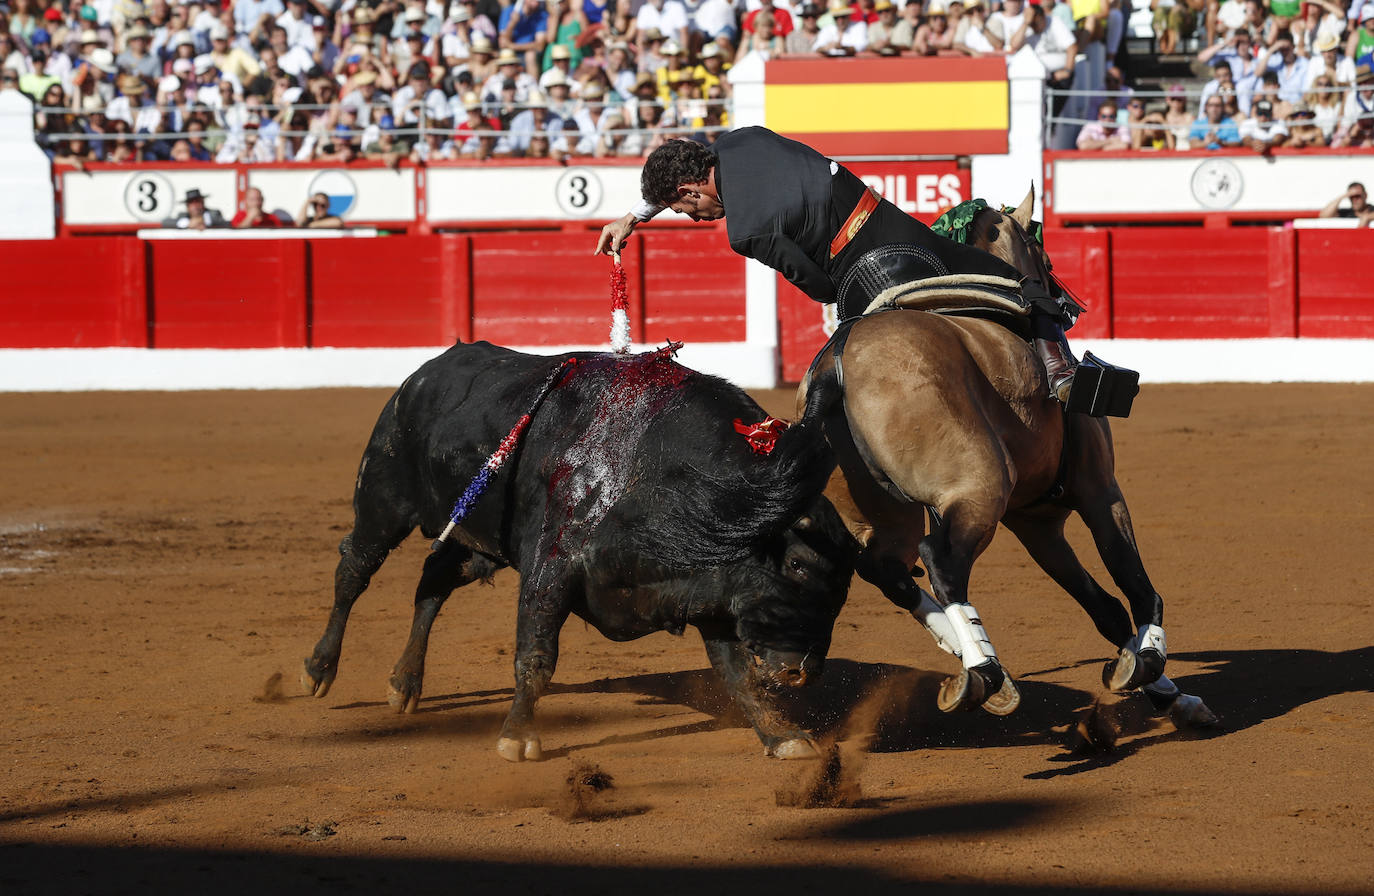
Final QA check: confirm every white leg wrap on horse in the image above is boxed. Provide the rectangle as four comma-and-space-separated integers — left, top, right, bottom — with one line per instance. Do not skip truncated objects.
946, 603, 997, 669
913, 593, 962, 658
1135, 623, 1167, 659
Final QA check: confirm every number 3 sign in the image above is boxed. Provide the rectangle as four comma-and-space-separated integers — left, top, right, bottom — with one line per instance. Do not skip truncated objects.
554, 167, 604, 217
122, 172, 176, 222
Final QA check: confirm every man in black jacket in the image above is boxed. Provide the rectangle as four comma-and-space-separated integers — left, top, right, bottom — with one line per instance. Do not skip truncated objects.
594, 127, 1080, 402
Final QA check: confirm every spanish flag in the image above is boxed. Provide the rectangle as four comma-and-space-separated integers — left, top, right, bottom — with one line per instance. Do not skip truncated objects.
764, 57, 1009, 157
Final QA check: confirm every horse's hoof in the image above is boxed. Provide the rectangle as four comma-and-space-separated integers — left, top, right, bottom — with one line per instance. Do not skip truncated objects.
1166, 693, 1218, 729
1105, 646, 1165, 691
301, 661, 333, 698
769, 738, 821, 760
386, 684, 419, 714
980, 671, 1021, 717
938, 662, 1003, 712
496, 736, 542, 763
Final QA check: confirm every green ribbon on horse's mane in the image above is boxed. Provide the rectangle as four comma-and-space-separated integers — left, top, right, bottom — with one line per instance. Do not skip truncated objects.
929, 199, 989, 245
930, 199, 1044, 246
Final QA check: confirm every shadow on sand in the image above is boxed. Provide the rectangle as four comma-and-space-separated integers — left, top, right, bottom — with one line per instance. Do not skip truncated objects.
290, 645, 1374, 766
0, 841, 1358, 896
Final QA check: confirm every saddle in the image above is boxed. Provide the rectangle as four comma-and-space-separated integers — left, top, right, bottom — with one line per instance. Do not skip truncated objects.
859, 274, 1034, 340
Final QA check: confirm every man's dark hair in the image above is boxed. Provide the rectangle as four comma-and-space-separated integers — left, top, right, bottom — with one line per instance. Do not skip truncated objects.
641, 139, 717, 207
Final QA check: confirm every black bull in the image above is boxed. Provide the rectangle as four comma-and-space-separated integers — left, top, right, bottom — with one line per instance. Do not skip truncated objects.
303, 342, 858, 761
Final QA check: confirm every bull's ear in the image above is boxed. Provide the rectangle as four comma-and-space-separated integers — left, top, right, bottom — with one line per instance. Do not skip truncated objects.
1011, 185, 1035, 228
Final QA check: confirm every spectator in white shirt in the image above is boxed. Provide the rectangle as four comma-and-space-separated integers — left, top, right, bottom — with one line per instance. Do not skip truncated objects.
636, 0, 690, 56
814, 0, 867, 55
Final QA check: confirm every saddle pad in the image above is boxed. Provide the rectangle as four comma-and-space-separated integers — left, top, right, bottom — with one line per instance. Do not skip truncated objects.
861, 274, 1030, 318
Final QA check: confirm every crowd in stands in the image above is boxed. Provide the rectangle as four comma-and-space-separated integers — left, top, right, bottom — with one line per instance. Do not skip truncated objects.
1072, 0, 1374, 150
3, 0, 1057, 165
3, 0, 1372, 162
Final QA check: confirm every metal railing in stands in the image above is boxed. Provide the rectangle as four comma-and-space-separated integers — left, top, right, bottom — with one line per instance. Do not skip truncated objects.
30, 97, 735, 159
1043, 84, 1359, 144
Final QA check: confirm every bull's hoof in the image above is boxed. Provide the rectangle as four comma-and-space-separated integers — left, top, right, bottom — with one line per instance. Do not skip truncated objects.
496, 736, 542, 763
386, 683, 420, 715
301, 660, 334, 698
937, 661, 1004, 713
1166, 693, 1218, 729
1103, 646, 1166, 692
980, 671, 1021, 717
767, 738, 821, 760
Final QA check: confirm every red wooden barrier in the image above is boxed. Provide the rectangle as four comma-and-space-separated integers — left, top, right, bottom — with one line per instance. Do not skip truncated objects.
471, 231, 625, 346
641, 229, 746, 344
2, 230, 1370, 372
311, 234, 471, 347
149, 240, 308, 348
1296, 230, 1374, 338
1044, 228, 1112, 339
0, 238, 147, 348
1109, 229, 1275, 338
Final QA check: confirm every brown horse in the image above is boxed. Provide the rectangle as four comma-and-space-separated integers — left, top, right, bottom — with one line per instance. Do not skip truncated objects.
798, 189, 1215, 728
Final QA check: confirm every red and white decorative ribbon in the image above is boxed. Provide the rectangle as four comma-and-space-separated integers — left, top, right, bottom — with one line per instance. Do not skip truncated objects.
610, 261, 630, 353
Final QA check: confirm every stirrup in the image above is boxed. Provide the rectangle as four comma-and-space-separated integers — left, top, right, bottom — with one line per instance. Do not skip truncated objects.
1048, 370, 1075, 404
1061, 352, 1140, 418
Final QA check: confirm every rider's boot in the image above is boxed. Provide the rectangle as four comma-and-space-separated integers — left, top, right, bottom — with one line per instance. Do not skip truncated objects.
1031, 314, 1078, 404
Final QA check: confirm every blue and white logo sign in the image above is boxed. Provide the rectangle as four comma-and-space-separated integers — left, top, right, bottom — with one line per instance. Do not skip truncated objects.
307, 170, 359, 218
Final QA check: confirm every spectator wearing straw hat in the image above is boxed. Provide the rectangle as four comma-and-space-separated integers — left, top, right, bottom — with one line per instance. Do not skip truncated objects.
655, 38, 692, 101
440, 6, 476, 68
71, 46, 117, 113
162, 188, 227, 230
207, 22, 261, 83
864, 0, 900, 54
1303, 31, 1355, 91
116, 23, 161, 81
541, 42, 576, 91
484, 46, 536, 104
814, 0, 867, 55
693, 41, 730, 93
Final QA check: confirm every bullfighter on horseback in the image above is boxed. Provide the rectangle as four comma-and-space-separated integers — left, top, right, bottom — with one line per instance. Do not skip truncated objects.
593, 126, 1085, 405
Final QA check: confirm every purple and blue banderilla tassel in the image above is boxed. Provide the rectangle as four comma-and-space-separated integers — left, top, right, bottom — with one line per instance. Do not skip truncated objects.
432, 357, 580, 551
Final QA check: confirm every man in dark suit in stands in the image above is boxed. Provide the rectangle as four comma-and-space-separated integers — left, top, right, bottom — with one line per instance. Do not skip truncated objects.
595, 127, 1083, 403
161, 189, 228, 230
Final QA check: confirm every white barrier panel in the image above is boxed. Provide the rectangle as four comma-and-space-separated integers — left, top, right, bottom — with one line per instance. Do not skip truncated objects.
1051, 153, 1374, 216
249, 167, 416, 223
0, 88, 56, 239
62, 167, 239, 226
4, 339, 1373, 391
425, 164, 644, 223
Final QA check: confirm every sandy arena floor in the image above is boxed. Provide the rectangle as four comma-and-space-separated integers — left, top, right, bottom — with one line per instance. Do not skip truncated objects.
1, 382, 1371, 895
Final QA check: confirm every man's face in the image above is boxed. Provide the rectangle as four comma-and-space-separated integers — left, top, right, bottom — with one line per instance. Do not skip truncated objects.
246, 188, 263, 209
188, 198, 204, 214
1204, 97, 1224, 121
1351, 186, 1369, 212
669, 183, 725, 221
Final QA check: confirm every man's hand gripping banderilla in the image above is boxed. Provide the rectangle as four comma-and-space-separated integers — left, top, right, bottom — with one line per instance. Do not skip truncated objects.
595, 212, 640, 264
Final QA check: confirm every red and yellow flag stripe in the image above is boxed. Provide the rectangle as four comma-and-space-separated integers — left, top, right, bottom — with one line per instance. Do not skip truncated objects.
764, 57, 1009, 157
